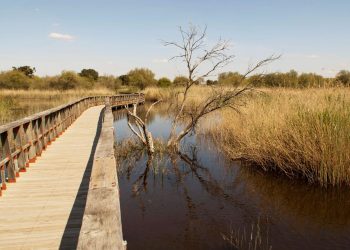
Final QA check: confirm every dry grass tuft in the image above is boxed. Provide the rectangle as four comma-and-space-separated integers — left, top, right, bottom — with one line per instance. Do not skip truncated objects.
222, 217, 272, 250
143, 87, 177, 102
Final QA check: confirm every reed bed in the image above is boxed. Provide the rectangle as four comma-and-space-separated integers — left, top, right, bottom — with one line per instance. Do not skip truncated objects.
144, 86, 350, 186
210, 88, 350, 186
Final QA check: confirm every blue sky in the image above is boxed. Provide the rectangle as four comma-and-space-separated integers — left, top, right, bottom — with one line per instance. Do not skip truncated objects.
0, 0, 349, 78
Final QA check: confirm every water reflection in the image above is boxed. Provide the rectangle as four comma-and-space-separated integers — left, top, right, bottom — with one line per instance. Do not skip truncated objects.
113, 104, 350, 250
239, 167, 350, 228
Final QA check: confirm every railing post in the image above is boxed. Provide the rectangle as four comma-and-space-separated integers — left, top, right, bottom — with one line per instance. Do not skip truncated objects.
32, 119, 42, 157
37, 118, 45, 154
51, 113, 57, 142
20, 124, 30, 168
45, 116, 52, 146
1, 132, 10, 190
61, 108, 66, 132
6, 128, 16, 182
41, 115, 48, 151
56, 112, 62, 136
26, 122, 37, 163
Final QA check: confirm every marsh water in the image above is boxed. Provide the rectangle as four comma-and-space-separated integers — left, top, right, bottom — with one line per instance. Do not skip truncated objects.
113, 104, 350, 250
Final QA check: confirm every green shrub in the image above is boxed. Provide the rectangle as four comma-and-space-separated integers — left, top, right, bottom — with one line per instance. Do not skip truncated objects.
173, 76, 188, 86
127, 68, 156, 89
79, 68, 99, 81
0, 70, 31, 89
98, 76, 121, 90
157, 77, 172, 88
49, 71, 94, 90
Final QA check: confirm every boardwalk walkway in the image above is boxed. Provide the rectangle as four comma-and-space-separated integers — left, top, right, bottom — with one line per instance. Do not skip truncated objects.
0, 106, 104, 249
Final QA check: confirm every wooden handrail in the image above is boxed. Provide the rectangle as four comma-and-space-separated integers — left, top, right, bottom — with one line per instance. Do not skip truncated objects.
0, 94, 144, 195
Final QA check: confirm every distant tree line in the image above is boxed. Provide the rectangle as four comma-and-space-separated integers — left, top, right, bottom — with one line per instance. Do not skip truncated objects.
215, 70, 350, 88
0, 66, 349, 90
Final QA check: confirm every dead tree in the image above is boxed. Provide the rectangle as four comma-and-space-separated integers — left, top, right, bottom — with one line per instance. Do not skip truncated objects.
124, 100, 162, 154
163, 24, 280, 151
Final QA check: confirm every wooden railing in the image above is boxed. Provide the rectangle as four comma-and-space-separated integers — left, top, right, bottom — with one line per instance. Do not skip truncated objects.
77, 104, 125, 249
0, 94, 144, 196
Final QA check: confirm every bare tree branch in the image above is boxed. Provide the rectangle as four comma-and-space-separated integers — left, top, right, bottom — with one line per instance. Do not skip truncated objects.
145, 99, 162, 123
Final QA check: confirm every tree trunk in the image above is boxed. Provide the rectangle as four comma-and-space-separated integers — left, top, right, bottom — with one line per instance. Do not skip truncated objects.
145, 131, 154, 154
167, 122, 193, 152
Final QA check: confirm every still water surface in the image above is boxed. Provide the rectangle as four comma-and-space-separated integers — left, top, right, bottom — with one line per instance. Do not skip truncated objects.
113, 105, 350, 250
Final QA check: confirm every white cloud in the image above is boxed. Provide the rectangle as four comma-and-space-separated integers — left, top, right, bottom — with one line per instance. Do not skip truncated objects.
48, 32, 75, 41
152, 58, 168, 64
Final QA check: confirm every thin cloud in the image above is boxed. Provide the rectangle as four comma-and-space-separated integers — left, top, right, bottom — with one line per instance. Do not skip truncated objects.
48, 32, 75, 41
152, 58, 168, 64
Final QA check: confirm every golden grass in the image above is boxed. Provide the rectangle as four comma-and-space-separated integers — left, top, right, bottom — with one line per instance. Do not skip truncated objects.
143, 85, 213, 106
144, 86, 350, 186
143, 86, 176, 102
210, 88, 350, 186
0, 88, 113, 99
0, 88, 114, 125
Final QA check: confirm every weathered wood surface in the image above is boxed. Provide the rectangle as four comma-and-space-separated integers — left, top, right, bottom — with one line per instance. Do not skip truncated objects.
77, 105, 125, 250
0, 106, 106, 249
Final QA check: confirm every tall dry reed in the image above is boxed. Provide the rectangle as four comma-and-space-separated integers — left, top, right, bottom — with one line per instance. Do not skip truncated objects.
209, 88, 350, 186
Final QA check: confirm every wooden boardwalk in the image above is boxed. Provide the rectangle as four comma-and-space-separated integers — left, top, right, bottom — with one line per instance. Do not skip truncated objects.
0, 106, 105, 249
